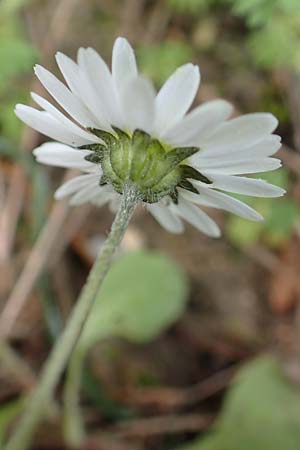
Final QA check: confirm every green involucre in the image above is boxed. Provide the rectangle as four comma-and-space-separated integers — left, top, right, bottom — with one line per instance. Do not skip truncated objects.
85, 127, 211, 203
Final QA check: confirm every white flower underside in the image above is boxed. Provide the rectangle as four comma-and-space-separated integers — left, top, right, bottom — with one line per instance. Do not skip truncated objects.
15, 37, 285, 237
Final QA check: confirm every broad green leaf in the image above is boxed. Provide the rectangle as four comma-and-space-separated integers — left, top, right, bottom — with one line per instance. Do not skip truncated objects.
218, 356, 300, 450
80, 250, 188, 349
176, 356, 300, 450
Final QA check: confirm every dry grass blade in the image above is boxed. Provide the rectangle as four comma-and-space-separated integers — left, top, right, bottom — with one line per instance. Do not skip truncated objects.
0, 196, 70, 338
0, 340, 36, 390
110, 413, 214, 438
123, 366, 237, 412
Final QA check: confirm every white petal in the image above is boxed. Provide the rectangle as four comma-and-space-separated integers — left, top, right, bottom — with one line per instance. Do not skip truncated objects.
55, 174, 119, 209
244, 135, 281, 157
200, 113, 278, 156
34, 65, 97, 127
55, 52, 111, 130
33, 142, 94, 170
77, 47, 123, 127
163, 99, 233, 146
15, 104, 91, 147
198, 157, 281, 175
208, 174, 286, 197
120, 76, 156, 133
55, 52, 83, 95
147, 203, 184, 234
154, 64, 200, 136
92, 187, 118, 208
180, 187, 263, 221
112, 37, 138, 90
54, 173, 99, 199
196, 135, 282, 163
175, 197, 221, 237
69, 180, 101, 205
31, 93, 101, 144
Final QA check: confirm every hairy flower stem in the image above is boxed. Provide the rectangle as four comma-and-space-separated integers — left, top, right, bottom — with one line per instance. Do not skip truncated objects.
5, 183, 140, 450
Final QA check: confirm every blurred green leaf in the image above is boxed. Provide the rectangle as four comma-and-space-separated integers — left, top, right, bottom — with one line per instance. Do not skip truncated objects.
226, 214, 264, 247
0, 100, 24, 141
176, 356, 300, 450
227, 197, 298, 249
229, 0, 279, 26
264, 199, 299, 246
226, 169, 294, 247
0, 137, 18, 159
0, 398, 25, 445
168, 0, 215, 14
217, 356, 300, 450
260, 85, 290, 124
257, 168, 289, 189
248, 16, 300, 70
230, 0, 300, 26
138, 40, 194, 86
226, 0, 300, 70
0, 14, 37, 140
80, 250, 188, 349
0, 0, 29, 17
0, 35, 37, 84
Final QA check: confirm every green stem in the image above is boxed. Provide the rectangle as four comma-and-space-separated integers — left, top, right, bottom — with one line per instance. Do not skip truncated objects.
63, 348, 85, 447
4, 183, 140, 450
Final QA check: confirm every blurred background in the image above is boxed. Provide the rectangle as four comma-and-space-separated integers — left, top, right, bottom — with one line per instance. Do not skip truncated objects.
1, 0, 300, 449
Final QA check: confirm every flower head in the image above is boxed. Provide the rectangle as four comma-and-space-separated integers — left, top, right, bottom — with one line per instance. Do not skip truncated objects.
15, 37, 285, 237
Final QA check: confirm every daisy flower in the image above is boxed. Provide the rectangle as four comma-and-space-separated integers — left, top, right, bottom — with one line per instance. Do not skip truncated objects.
15, 37, 285, 237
